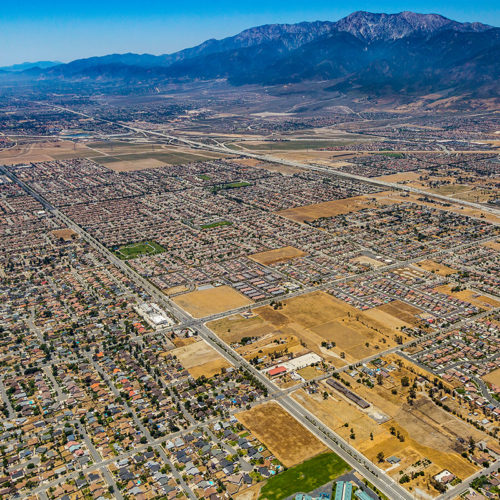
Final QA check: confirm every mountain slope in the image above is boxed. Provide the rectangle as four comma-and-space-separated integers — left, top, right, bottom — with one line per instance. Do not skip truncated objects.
15, 11, 499, 97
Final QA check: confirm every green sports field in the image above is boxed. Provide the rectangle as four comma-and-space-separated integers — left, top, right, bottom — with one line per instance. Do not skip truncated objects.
259, 452, 349, 500
115, 241, 166, 260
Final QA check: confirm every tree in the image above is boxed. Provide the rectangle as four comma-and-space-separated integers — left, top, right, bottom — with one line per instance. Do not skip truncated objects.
401, 376, 410, 387
323, 391, 329, 400
377, 451, 385, 462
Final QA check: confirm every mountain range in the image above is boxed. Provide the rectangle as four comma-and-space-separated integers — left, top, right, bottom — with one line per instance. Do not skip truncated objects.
5, 11, 499, 96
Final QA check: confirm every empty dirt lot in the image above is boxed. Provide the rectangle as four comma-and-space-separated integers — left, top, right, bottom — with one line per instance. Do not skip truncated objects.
209, 292, 413, 365
170, 340, 231, 379
294, 354, 485, 496
277, 194, 387, 223
236, 402, 327, 467
415, 259, 457, 276
435, 284, 500, 310
0, 140, 93, 163
482, 367, 500, 388
173, 285, 253, 318
249, 246, 307, 265
252, 291, 411, 364
375, 300, 424, 327
50, 228, 78, 241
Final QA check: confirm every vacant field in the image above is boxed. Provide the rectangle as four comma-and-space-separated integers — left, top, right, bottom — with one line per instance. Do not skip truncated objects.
238, 332, 306, 361
361, 308, 411, 330
233, 157, 305, 175
209, 294, 412, 364
277, 194, 388, 223
103, 158, 167, 171
338, 355, 483, 481
249, 246, 307, 265
115, 241, 165, 260
84, 140, 161, 155
482, 367, 500, 388
376, 300, 424, 327
92, 149, 227, 169
171, 340, 231, 379
375, 171, 422, 183
268, 150, 361, 166
173, 285, 252, 318
416, 260, 458, 276
293, 388, 388, 452
50, 228, 78, 241
296, 356, 483, 496
252, 292, 409, 364
259, 453, 349, 500
231, 139, 359, 152
236, 402, 327, 467
482, 240, 500, 251
351, 255, 385, 268
296, 365, 325, 381
435, 284, 500, 309
372, 190, 500, 225
234, 483, 261, 500
208, 314, 275, 344
0, 140, 93, 163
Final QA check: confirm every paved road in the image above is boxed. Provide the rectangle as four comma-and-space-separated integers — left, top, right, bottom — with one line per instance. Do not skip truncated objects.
437, 458, 500, 499
4, 116, 499, 499
85, 353, 197, 500
4, 166, 417, 500
40, 103, 500, 221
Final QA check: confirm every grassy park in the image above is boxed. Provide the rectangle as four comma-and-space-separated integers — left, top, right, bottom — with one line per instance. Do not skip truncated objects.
259, 452, 349, 500
115, 241, 166, 259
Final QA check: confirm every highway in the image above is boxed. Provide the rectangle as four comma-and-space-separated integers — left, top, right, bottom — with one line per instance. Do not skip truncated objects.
43, 102, 500, 220
4, 103, 499, 499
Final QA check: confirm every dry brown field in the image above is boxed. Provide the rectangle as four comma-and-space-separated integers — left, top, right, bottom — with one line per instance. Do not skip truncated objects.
235, 402, 327, 467
207, 314, 275, 344
170, 336, 198, 348
482, 367, 500, 388
435, 284, 500, 309
415, 260, 457, 276
50, 228, 78, 241
482, 240, 500, 251
233, 483, 261, 500
296, 365, 326, 380
375, 171, 423, 183
170, 340, 231, 378
251, 291, 411, 364
238, 332, 306, 361
351, 255, 385, 268
360, 308, 410, 330
376, 300, 424, 327
233, 157, 305, 174
104, 158, 167, 171
0, 140, 93, 163
249, 246, 307, 265
207, 313, 308, 362
372, 191, 500, 224
277, 194, 390, 223
173, 285, 253, 318
164, 285, 191, 296
271, 151, 360, 165
294, 353, 485, 495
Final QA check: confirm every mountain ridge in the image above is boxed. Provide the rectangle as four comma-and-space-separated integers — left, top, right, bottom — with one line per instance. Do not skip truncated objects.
5, 11, 498, 98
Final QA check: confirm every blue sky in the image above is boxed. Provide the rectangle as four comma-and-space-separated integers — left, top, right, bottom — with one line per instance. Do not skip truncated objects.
1, 0, 498, 66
